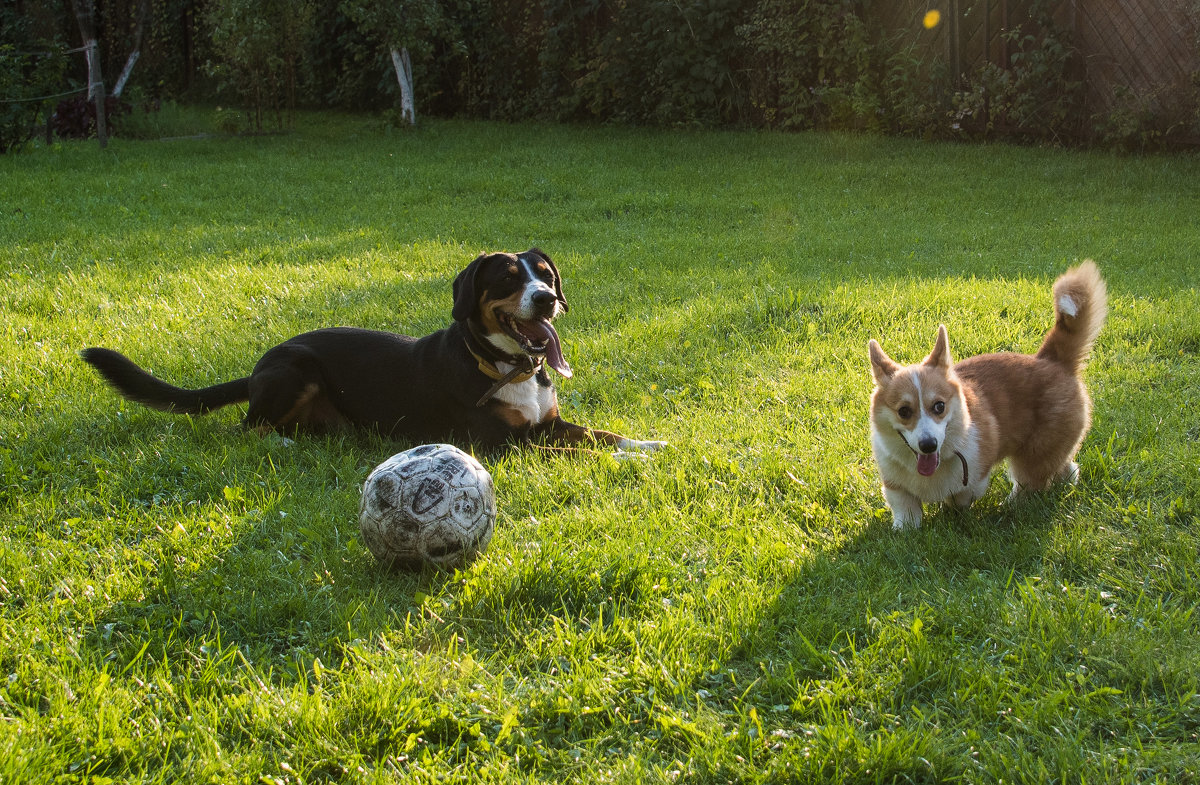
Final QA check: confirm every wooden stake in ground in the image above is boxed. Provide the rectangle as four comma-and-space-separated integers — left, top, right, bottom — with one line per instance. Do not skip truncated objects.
69, 0, 107, 148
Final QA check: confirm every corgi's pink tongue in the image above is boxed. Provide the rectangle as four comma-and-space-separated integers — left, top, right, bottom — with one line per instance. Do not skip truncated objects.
917, 453, 940, 477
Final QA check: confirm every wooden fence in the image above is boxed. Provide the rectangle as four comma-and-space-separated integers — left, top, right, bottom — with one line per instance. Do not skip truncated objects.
875, 0, 1199, 117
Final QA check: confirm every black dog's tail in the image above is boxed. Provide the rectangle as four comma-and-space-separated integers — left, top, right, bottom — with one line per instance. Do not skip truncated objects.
81, 347, 250, 415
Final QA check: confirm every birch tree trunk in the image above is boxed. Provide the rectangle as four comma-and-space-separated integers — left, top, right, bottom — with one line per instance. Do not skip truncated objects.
113, 52, 139, 98
390, 47, 415, 125
113, 0, 150, 98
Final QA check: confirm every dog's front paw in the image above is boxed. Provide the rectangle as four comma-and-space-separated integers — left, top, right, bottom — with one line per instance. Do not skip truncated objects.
615, 438, 668, 454
882, 487, 923, 531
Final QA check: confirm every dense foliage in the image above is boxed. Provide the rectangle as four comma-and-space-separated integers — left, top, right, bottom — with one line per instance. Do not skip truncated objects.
204, 0, 314, 130
3, 0, 1199, 148
50, 93, 130, 138
0, 2, 67, 152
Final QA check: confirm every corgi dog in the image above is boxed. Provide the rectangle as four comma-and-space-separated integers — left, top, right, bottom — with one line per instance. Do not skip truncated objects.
868, 261, 1107, 530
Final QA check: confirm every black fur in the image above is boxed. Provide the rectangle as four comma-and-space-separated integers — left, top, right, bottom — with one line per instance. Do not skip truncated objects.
82, 249, 631, 449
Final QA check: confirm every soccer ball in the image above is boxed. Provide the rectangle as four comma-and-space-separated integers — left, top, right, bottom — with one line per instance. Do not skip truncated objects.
358, 444, 496, 570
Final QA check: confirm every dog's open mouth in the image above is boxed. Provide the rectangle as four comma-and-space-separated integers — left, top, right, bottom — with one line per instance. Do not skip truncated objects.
497, 311, 572, 377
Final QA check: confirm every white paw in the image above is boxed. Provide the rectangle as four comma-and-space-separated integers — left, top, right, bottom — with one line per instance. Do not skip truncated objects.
882, 487, 923, 531
615, 439, 667, 454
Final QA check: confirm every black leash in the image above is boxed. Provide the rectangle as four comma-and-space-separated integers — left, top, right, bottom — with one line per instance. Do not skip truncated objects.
462, 322, 542, 407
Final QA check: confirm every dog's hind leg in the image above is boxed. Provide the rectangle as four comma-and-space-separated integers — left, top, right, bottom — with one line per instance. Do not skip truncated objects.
950, 480, 987, 510
244, 363, 348, 435
1009, 455, 1082, 499
1058, 461, 1080, 484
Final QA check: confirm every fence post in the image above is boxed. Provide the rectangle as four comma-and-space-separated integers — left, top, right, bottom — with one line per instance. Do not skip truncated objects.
86, 41, 107, 148
70, 0, 107, 149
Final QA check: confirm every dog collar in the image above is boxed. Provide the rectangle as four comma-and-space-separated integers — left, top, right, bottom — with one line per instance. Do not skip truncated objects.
462, 323, 543, 406
953, 451, 969, 486
472, 353, 540, 407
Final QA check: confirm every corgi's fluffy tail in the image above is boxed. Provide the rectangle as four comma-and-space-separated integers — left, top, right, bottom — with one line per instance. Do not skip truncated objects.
1036, 260, 1107, 374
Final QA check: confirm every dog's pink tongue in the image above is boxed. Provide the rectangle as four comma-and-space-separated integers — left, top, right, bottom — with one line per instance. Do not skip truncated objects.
522, 319, 572, 378
917, 453, 940, 477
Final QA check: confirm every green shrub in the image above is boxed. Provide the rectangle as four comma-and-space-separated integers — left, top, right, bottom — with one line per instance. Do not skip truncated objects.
535, 0, 748, 126
204, 0, 314, 131
5, 0, 1194, 146
739, 0, 876, 130
877, 35, 954, 138
0, 5, 66, 153
951, 4, 1084, 143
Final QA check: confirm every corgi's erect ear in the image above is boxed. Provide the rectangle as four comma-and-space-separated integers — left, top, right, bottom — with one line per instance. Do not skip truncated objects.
924, 324, 953, 369
868, 339, 900, 384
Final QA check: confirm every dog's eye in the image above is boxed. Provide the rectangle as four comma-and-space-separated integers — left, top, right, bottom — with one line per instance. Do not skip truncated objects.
932, 401, 945, 415
897, 405, 913, 419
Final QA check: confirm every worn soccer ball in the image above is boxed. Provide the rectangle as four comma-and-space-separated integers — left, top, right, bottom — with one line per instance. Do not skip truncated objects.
358, 444, 496, 570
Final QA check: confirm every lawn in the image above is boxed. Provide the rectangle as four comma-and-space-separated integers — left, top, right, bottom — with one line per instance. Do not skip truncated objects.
1, 111, 1198, 784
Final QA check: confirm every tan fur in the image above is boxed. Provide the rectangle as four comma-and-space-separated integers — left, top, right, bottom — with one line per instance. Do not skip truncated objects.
495, 402, 534, 428
868, 261, 1107, 529
272, 382, 351, 433
479, 290, 524, 336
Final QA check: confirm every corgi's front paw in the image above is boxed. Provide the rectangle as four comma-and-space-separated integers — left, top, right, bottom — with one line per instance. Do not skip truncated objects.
883, 486, 923, 531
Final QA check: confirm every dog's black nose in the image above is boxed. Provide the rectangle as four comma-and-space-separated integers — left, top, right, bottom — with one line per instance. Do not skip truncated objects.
531, 290, 556, 309
918, 437, 938, 454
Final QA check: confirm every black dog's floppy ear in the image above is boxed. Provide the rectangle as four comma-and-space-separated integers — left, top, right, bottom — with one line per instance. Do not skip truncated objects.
452, 253, 490, 322
528, 247, 568, 313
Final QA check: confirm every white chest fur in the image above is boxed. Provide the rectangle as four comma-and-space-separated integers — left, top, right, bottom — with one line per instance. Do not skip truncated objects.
870, 423, 983, 502
491, 363, 557, 424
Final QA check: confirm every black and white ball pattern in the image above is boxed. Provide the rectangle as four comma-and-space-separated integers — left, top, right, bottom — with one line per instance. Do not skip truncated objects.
359, 444, 496, 570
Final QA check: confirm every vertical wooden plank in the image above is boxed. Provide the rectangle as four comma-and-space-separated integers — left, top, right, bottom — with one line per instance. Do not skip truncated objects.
983, 0, 990, 67
1001, 0, 1010, 68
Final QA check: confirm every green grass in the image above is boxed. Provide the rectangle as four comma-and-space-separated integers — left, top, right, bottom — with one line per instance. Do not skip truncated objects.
2, 113, 1199, 784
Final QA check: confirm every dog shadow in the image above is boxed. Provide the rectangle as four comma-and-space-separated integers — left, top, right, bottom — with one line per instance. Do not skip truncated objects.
702, 479, 1082, 747
18, 406, 480, 680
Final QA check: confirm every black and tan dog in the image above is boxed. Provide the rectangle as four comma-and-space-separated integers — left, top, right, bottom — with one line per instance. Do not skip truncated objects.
82, 249, 665, 452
